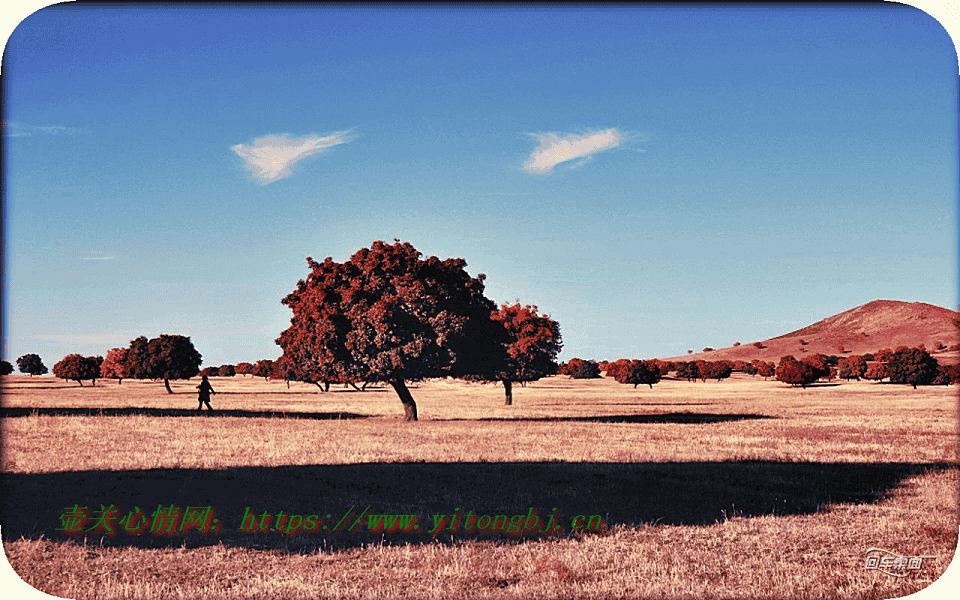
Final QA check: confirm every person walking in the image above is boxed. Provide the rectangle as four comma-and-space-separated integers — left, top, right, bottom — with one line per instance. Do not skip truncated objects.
196, 375, 216, 411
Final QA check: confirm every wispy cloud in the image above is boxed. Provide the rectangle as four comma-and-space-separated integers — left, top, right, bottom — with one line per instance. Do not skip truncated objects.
4, 122, 84, 137
232, 132, 351, 184
523, 128, 623, 174
81, 254, 116, 261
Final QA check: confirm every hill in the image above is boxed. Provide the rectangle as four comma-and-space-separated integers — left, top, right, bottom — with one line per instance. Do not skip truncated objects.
664, 300, 959, 364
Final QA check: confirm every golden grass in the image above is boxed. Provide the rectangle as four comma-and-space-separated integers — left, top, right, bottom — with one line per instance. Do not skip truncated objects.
2, 373, 958, 599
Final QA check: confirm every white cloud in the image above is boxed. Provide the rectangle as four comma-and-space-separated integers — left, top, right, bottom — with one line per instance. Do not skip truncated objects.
5, 122, 83, 137
523, 128, 623, 174
231, 132, 351, 184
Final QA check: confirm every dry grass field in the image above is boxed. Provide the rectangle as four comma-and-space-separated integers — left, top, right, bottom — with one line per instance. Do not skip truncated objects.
1, 373, 957, 599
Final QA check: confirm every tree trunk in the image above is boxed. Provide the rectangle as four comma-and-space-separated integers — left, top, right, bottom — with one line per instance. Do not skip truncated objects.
390, 379, 418, 421
348, 382, 362, 392
164, 378, 173, 394
503, 380, 513, 406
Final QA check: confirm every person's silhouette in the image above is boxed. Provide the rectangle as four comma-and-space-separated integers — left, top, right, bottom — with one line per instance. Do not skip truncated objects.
196, 375, 215, 411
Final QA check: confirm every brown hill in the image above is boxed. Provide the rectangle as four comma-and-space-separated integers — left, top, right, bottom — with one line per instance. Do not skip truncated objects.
664, 300, 959, 364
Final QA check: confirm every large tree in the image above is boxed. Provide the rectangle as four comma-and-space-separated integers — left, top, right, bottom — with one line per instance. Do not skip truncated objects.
0, 361, 14, 376
16, 354, 47, 376
124, 334, 203, 393
53, 354, 102, 386
276, 240, 508, 421
887, 347, 940, 389
476, 303, 562, 405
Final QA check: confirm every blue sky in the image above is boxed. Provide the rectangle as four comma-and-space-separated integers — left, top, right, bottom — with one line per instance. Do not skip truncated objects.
3, 4, 958, 369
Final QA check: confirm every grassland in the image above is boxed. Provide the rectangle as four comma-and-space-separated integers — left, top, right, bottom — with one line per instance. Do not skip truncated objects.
1, 373, 957, 599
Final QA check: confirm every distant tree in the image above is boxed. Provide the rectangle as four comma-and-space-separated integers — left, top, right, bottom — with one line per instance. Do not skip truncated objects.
864, 362, 889, 381
612, 359, 661, 389
275, 240, 508, 420
700, 360, 733, 382
562, 358, 601, 379
687, 349, 693, 355
675, 361, 699, 382
757, 361, 776, 380
218, 364, 236, 377
200, 366, 219, 377
16, 354, 47, 376
481, 303, 562, 405
124, 335, 202, 394
235, 362, 254, 376
940, 364, 960, 385
753, 342, 764, 349
651, 359, 673, 377
776, 356, 819, 388
743, 363, 759, 376
798, 339, 808, 346
835, 343, 846, 354
887, 347, 939, 389
860, 353, 875, 362
252, 359, 274, 381
838, 356, 867, 381
800, 354, 831, 380
702, 347, 714, 353
53, 354, 102, 386
100, 348, 128, 384
733, 341, 741, 347
874, 348, 894, 362
604, 359, 630, 380
0, 360, 13, 376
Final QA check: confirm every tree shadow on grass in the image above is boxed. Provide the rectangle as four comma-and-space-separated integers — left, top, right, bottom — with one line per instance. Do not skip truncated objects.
0, 407, 369, 420
2, 461, 953, 552
441, 413, 774, 424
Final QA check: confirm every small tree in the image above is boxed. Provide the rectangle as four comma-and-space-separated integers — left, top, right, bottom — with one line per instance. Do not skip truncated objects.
253, 359, 275, 381
16, 354, 47, 376
675, 361, 699, 382
838, 356, 867, 381
235, 362, 254, 376
53, 354, 102, 386
700, 360, 733, 382
0, 361, 13, 376
776, 356, 819, 388
200, 366, 219, 377
613, 359, 661, 389
100, 348, 128, 384
864, 362, 888, 381
874, 348, 894, 362
753, 342, 764, 349
218, 364, 236, 377
481, 303, 562, 405
887, 347, 939, 389
562, 358, 601, 379
757, 361, 775, 380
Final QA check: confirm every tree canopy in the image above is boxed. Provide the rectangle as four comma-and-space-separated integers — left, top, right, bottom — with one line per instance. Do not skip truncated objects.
16, 354, 47, 376
887, 347, 940, 388
276, 240, 509, 420
475, 303, 562, 405
100, 348, 128, 383
53, 354, 103, 386
124, 334, 203, 393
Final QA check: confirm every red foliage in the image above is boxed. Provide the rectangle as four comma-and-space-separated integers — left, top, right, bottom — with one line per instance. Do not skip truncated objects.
276, 240, 508, 420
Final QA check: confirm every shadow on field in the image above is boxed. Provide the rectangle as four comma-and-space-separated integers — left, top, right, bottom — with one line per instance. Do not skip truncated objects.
441, 413, 773, 424
2, 461, 953, 552
0, 407, 368, 420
